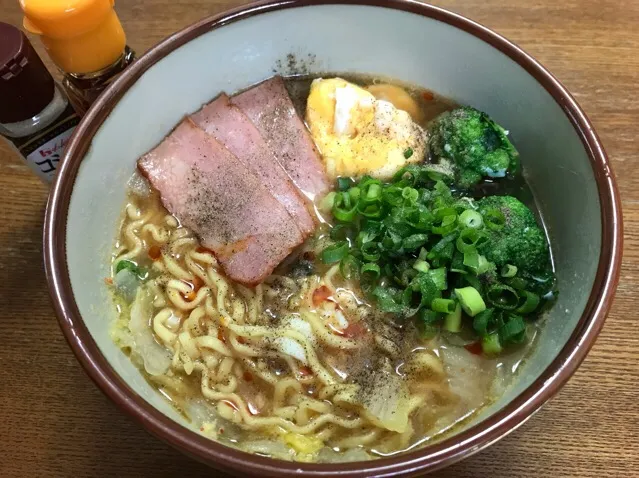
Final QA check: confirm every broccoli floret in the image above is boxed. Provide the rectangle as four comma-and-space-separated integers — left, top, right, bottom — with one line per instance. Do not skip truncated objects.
476, 196, 554, 292
428, 107, 519, 188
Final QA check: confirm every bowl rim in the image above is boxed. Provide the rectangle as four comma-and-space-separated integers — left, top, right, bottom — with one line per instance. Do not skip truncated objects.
44, 0, 623, 476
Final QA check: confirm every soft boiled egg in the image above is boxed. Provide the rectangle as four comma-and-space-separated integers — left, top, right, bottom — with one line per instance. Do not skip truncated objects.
305, 78, 427, 180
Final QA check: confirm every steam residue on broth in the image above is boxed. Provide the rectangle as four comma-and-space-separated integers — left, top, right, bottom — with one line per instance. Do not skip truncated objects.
109, 73, 555, 463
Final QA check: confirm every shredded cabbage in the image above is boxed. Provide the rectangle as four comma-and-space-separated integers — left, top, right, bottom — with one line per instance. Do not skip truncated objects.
361, 372, 410, 433
129, 286, 172, 376
114, 267, 139, 303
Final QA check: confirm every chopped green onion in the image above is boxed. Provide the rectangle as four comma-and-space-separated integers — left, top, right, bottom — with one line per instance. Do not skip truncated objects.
499, 315, 527, 344
412, 274, 440, 307
462, 274, 482, 292
372, 286, 406, 313
456, 228, 486, 253
382, 186, 404, 206
432, 214, 457, 235
487, 284, 520, 310
463, 250, 493, 275
450, 251, 467, 274
403, 147, 414, 159
501, 264, 518, 278
357, 201, 384, 218
361, 262, 381, 282
459, 209, 483, 229
398, 267, 418, 287
332, 192, 358, 222
319, 191, 336, 213
444, 303, 462, 332
357, 221, 383, 247
515, 291, 540, 314
454, 286, 486, 317
418, 247, 428, 261
402, 187, 419, 204
505, 276, 528, 290
428, 237, 455, 267
473, 308, 494, 336
381, 230, 403, 253
463, 249, 479, 268
337, 177, 354, 191
348, 186, 361, 203
393, 165, 421, 186
484, 208, 506, 230
321, 241, 349, 264
330, 223, 355, 241
482, 333, 502, 355
420, 308, 441, 324
361, 242, 381, 262
475, 255, 494, 274
363, 183, 382, 203
115, 260, 141, 277
402, 233, 429, 250
428, 267, 448, 290
432, 298, 456, 314
413, 259, 430, 273
433, 207, 457, 220
339, 255, 360, 280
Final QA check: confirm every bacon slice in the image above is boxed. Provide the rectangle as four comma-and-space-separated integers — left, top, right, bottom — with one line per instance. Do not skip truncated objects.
138, 118, 304, 285
191, 94, 315, 235
232, 76, 330, 200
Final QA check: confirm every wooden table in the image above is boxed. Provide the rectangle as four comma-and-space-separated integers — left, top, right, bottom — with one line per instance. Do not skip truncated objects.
1, 1, 637, 476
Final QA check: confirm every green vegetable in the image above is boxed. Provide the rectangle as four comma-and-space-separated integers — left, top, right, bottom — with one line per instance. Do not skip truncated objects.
515, 291, 541, 314
499, 314, 527, 344
413, 259, 430, 273
337, 177, 354, 191
428, 267, 448, 290
319, 191, 336, 213
115, 260, 143, 278
404, 147, 414, 159
432, 298, 456, 314
443, 303, 462, 333
459, 209, 483, 229
427, 106, 519, 188
339, 255, 360, 280
332, 192, 358, 222
473, 308, 494, 336
487, 284, 520, 310
321, 241, 349, 264
316, 160, 555, 356
476, 195, 555, 293
361, 263, 381, 281
501, 264, 518, 278
482, 333, 503, 355
456, 228, 487, 253
372, 286, 408, 314
454, 286, 486, 316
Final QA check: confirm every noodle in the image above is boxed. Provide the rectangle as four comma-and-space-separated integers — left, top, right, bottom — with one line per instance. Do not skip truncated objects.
109, 189, 494, 463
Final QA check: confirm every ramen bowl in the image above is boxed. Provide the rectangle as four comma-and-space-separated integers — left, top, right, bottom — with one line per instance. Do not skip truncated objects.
44, 1, 622, 476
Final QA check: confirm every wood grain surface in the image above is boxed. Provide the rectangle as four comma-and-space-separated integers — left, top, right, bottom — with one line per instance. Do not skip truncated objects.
1, 1, 637, 477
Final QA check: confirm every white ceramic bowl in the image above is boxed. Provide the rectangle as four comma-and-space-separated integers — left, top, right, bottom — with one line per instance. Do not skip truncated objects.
45, 1, 622, 476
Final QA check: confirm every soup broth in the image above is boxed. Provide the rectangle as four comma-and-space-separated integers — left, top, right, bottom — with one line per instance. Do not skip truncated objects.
109, 74, 553, 463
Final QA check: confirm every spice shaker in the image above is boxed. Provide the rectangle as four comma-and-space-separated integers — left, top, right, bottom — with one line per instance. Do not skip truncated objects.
19, 0, 135, 116
0, 22, 79, 182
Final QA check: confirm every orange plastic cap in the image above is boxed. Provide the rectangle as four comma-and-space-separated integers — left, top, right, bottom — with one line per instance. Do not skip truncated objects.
20, 0, 126, 74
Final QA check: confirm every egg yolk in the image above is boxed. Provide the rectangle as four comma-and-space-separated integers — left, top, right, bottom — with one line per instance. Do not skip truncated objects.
305, 78, 427, 180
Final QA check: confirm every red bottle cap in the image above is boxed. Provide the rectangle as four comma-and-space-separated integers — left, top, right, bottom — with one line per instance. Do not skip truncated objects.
0, 22, 55, 123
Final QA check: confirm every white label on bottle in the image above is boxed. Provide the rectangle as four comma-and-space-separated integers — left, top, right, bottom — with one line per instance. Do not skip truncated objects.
25, 126, 75, 182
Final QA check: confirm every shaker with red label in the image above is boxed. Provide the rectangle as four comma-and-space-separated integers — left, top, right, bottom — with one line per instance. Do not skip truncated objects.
0, 21, 79, 182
